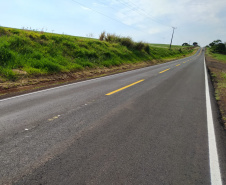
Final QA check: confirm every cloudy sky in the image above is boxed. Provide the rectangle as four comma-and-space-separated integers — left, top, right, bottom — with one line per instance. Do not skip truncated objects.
1, 0, 226, 46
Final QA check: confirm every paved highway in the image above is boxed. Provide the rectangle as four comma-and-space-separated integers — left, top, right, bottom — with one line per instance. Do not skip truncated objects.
1, 48, 226, 184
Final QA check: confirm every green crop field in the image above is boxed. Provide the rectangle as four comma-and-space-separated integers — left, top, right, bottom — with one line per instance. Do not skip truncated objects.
0, 27, 195, 81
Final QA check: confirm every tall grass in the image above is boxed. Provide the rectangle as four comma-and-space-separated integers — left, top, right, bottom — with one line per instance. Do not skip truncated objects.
99, 32, 151, 53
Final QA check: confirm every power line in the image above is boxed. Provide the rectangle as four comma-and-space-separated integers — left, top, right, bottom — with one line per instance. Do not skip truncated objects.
70, 0, 179, 45
114, 0, 172, 28
71, 0, 122, 25
70, 0, 151, 36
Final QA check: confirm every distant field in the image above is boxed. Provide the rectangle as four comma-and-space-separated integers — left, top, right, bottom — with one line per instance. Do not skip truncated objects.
0, 27, 195, 81
149, 43, 185, 48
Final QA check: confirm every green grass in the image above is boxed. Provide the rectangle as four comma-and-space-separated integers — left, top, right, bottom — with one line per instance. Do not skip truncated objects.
0, 27, 195, 81
212, 54, 226, 63
206, 47, 226, 63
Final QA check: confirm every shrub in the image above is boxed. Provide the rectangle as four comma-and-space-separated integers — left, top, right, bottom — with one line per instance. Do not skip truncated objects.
0, 45, 15, 66
76, 59, 95, 68
99, 31, 106, 41
0, 27, 8, 36
51, 35, 63, 43
63, 41, 77, 49
135, 41, 146, 51
31, 52, 42, 60
28, 32, 40, 40
19, 46, 34, 55
105, 33, 116, 42
98, 32, 151, 54
144, 44, 150, 54
102, 60, 112, 67
40, 34, 48, 40
30, 59, 62, 73
0, 67, 17, 81
120, 37, 134, 49
10, 29, 20, 35
103, 51, 113, 59
9, 35, 29, 49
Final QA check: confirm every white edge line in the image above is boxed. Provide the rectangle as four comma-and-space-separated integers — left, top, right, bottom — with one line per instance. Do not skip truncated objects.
0, 54, 197, 103
204, 57, 222, 185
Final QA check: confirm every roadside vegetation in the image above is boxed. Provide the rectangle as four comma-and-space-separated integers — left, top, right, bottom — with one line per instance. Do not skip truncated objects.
0, 27, 195, 82
0, 27, 197, 96
206, 40, 226, 127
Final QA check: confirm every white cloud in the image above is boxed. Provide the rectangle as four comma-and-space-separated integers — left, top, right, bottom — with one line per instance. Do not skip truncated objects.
112, 0, 226, 45
81, 6, 91, 11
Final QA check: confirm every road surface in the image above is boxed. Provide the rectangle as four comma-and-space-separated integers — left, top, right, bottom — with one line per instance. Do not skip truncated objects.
1, 48, 226, 184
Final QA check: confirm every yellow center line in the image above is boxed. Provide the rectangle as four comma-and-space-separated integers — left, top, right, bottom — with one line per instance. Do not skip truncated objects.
48, 115, 61, 121
159, 68, 170, 74
183, 62, 186, 63
106, 79, 145, 96
176, 64, 181, 66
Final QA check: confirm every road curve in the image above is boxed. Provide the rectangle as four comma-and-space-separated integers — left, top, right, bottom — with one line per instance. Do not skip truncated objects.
1, 48, 226, 184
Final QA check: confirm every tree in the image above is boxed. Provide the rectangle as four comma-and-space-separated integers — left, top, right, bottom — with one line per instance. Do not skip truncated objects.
209, 40, 226, 54
209, 40, 222, 47
193, 42, 198, 46
213, 43, 225, 54
182, 43, 190, 46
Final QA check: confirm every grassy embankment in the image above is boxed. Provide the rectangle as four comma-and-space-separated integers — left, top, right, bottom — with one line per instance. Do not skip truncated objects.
206, 47, 226, 126
0, 27, 195, 91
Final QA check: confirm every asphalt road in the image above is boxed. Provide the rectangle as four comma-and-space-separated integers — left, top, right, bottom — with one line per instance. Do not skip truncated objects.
1, 48, 226, 184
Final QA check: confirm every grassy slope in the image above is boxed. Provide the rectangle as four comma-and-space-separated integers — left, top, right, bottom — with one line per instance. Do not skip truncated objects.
0, 27, 194, 82
206, 48, 226, 125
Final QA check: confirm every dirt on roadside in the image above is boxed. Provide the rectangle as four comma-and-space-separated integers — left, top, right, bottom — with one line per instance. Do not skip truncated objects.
205, 55, 226, 128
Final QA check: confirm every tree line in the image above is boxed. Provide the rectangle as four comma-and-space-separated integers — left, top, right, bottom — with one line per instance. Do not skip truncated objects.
207, 40, 226, 54
182, 42, 198, 47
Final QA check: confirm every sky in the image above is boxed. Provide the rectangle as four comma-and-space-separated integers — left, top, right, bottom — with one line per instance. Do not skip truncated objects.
0, 0, 226, 46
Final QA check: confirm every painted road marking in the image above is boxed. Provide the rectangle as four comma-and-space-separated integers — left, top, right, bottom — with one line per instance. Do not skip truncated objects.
204, 58, 222, 185
48, 115, 61, 121
106, 79, 144, 96
183, 62, 186, 63
176, 64, 181, 66
159, 68, 170, 74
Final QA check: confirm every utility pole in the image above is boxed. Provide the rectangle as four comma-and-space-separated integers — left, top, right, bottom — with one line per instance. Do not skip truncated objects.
170, 27, 176, 49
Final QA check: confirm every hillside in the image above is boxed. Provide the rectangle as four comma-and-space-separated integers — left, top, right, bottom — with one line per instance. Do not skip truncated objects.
0, 27, 196, 94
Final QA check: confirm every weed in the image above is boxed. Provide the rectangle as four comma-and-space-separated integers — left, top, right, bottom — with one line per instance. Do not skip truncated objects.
0, 45, 15, 66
